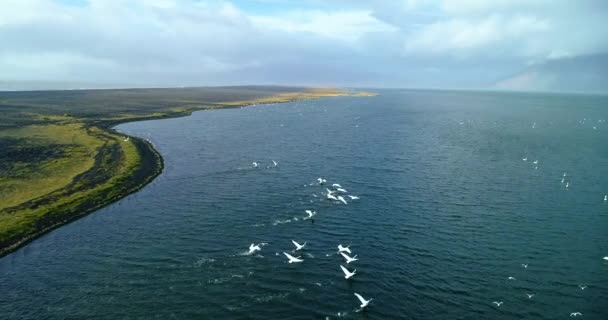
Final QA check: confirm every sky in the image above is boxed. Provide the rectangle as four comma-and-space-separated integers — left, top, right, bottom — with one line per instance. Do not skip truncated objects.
1, 0, 608, 92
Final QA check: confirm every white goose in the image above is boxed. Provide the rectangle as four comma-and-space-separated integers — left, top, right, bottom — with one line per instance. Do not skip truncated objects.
248, 243, 261, 254
283, 252, 303, 263
326, 188, 338, 201
354, 293, 372, 309
340, 252, 358, 264
340, 265, 356, 279
304, 210, 316, 219
291, 240, 306, 251
338, 244, 351, 254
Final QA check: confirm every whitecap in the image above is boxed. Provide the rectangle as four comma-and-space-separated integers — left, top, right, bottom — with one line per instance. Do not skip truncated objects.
193, 257, 216, 267
272, 219, 292, 226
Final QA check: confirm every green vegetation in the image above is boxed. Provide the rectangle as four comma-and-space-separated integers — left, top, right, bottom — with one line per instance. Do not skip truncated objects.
0, 86, 371, 256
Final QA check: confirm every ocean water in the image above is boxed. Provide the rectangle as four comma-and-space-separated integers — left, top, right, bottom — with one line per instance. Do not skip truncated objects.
1, 89, 608, 319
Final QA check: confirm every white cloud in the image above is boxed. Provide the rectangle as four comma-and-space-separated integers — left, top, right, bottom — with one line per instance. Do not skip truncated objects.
404, 14, 550, 57
0, 0, 607, 90
251, 10, 396, 42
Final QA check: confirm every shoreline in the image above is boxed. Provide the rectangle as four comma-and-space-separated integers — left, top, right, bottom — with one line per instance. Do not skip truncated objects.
0, 90, 375, 257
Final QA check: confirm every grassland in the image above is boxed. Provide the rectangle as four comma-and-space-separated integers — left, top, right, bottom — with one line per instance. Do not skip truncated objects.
0, 86, 371, 256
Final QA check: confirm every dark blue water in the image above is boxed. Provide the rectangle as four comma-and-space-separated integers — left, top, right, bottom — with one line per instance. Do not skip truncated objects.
2, 90, 608, 319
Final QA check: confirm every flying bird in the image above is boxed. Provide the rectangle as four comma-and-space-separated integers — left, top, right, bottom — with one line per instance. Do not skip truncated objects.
354, 293, 372, 309
318, 178, 327, 184
326, 188, 338, 200
340, 252, 358, 264
332, 183, 342, 188
508, 277, 516, 280
526, 293, 534, 299
348, 195, 360, 200
340, 265, 356, 279
336, 188, 348, 193
337, 196, 348, 205
292, 240, 306, 251
492, 301, 503, 307
579, 285, 587, 290
304, 210, 316, 219
252, 162, 258, 167
338, 244, 351, 254
570, 312, 582, 317
521, 264, 528, 269
533, 160, 538, 164
248, 243, 261, 254
272, 160, 278, 166
283, 252, 303, 263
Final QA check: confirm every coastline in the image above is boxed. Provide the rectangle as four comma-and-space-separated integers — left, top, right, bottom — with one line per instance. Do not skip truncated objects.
0, 89, 375, 257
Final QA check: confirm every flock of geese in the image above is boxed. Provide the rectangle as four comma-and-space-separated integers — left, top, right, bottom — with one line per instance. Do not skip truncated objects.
487, 155, 608, 318
522, 156, 607, 201
243, 143, 608, 316
245, 171, 372, 312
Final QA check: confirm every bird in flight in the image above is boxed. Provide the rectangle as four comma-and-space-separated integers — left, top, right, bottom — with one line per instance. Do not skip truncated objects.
340, 265, 356, 279
337, 196, 348, 205
283, 252, 303, 263
340, 252, 358, 264
338, 244, 351, 254
304, 210, 316, 219
291, 240, 306, 251
492, 301, 503, 307
354, 293, 372, 309
570, 312, 582, 317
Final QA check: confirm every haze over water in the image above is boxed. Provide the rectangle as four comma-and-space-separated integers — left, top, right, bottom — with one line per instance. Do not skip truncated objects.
1, 90, 608, 319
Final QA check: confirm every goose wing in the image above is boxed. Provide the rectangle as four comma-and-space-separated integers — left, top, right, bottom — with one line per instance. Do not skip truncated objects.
340, 265, 350, 276
354, 293, 366, 304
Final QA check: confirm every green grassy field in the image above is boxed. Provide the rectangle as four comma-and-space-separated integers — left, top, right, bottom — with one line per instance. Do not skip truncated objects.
0, 86, 370, 256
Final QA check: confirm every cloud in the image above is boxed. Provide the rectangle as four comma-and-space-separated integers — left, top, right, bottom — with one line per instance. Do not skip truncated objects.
251, 10, 396, 42
0, 0, 607, 91
404, 14, 550, 57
